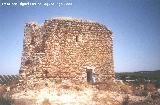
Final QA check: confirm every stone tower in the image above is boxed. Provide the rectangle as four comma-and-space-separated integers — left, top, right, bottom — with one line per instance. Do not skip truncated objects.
19, 17, 114, 84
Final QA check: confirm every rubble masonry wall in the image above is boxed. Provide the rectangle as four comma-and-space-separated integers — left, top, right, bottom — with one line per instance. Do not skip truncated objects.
19, 18, 115, 83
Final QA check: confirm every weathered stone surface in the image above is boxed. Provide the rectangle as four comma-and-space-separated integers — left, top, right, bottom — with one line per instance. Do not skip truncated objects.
19, 17, 115, 85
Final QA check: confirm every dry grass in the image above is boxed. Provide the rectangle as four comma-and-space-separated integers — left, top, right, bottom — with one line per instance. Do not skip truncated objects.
10, 80, 160, 105
42, 99, 51, 105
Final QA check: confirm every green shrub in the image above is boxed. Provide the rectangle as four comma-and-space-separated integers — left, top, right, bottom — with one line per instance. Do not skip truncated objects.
122, 95, 129, 105
150, 91, 160, 100
141, 90, 148, 96
0, 93, 13, 105
155, 80, 160, 88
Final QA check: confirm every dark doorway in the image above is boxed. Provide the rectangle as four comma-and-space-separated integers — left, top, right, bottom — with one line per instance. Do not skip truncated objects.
86, 69, 93, 83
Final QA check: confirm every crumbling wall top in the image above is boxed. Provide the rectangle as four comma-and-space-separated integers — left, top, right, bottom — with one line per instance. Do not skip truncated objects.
25, 17, 112, 34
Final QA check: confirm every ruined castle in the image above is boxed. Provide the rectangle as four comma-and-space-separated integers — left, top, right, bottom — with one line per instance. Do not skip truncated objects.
19, 17, 114, 84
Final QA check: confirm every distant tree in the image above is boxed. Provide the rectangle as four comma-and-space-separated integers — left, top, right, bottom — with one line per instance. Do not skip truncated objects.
120, 74, 127, 82
155, 79, 160, 88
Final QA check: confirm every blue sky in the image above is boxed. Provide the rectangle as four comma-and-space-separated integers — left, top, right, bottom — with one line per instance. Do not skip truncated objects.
0, 0, 160, 74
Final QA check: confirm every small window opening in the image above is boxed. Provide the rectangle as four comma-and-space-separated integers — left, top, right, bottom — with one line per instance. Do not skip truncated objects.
35, 45, 45, 53
76, 36, 78, 42
30, 37, 35, 45
25, 60, 32, 66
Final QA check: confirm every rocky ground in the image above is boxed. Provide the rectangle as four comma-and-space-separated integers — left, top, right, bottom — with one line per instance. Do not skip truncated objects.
1, 80, 160, 105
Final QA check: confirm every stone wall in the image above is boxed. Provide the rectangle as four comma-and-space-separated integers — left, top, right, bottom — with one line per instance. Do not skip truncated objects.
19, 17, 115, 84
